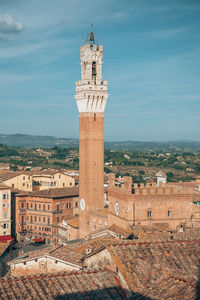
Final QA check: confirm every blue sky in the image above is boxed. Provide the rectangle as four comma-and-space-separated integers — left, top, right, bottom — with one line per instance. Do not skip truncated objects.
0, 0, 199, 141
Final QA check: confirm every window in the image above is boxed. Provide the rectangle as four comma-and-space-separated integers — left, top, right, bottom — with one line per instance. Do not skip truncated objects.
3, 212, 7, 219
63, 183, 65, 186
70, 182, 72, 186
39, 204, 41, 209
23, 183, 25, 186
94, 113, 96, 122
168, 209, 172, 218
3, 194, 8, 200
147, 209, 152, 218
21, 216, 24, 223
75, 202, 78, 208
3, 224, 8, 229
47, 218, 50, 225
23, 176, 25, 180
43, 217, 45, 223
12, 184, 14, 188
57, 204, 59, 210
43, 204, 45, 211
31, 203, 33, 208
28, 176, 30, 180
57, 217, 59, 223
34, 216, 37, 222
30, 216, 33, 223
48, 205, 50, 210
35, 204, 37, 210
66, 203, 71, 208
92, 61, 96, 80
21, 202, 24, 208
27, 203, 29, 209
3, 204, 8, 208
39, 217, 41, 222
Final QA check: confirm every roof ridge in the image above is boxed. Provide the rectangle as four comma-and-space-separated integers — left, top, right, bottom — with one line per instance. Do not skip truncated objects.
0, 268, 111, 282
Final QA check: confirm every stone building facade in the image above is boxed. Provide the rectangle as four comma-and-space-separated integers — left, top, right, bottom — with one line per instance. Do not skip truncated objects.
0, 183, 12, 241
107, 174, 200, 231
32, 170, 75, 191
15, 187, 79, 245
0, 172, 32, 191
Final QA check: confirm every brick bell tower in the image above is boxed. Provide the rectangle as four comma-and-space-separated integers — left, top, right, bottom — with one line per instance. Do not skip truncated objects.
75, 30, 108, 238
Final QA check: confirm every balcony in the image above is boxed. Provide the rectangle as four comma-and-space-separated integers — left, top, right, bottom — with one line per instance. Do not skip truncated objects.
52, 210, 62, 214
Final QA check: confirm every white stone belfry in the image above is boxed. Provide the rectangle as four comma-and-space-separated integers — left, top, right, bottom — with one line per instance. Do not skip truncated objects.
75, 32, 108, 113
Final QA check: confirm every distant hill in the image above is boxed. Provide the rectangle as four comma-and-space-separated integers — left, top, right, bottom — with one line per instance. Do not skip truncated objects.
0, 134, 200, 152
0, 134, 78, 148
104, 140, 200, 152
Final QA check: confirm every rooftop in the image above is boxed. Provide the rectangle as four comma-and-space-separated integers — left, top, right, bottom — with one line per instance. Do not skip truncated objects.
66, 217, 79, 229
156, 170, 166, 177
16, 186, 79, 198
0, 242, 10, 257
0, 269, 127, 299
0, 182, 11, 190
106, 239, 200, 299
0, 171, 27, 181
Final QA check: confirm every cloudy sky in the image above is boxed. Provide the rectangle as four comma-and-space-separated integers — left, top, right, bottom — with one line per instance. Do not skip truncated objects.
0, 0, 199, 141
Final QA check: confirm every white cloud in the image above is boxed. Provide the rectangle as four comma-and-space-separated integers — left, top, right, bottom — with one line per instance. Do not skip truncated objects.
140, 28, 186, 39
0, 14, 23, 38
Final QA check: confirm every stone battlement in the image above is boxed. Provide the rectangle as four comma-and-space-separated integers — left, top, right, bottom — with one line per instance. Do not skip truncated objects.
108, 174, 183, 195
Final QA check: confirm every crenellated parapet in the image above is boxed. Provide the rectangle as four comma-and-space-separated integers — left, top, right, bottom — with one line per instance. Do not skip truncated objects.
108, 175, 183, 196
108, 174, 132, 194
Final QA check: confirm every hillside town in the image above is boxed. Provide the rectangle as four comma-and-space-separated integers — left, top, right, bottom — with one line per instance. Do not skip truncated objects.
0, 30, 200, 299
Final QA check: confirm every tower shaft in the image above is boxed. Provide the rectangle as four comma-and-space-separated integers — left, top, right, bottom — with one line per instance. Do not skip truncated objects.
75, 34, 108, 237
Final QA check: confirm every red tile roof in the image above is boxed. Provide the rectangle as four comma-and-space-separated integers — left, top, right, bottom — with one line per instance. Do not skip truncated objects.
17, 186, 79, 198
0, 269, 127, 299
66, 217, 79, 228
106, 239, 200, 299
0, 182, 11, 189
0, 242, 10, 256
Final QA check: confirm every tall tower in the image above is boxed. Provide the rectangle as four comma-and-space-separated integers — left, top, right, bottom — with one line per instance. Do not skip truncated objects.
75, 31, 108, 238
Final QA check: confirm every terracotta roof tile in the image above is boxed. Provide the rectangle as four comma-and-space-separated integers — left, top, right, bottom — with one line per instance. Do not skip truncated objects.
106, 239, 200, 299
0, 182, 11, 189
16, 186, 79, 198
66, 217, 79, 228
0, 242, 10, 256
0, 269, 127, 299
0, 171, 27, 181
